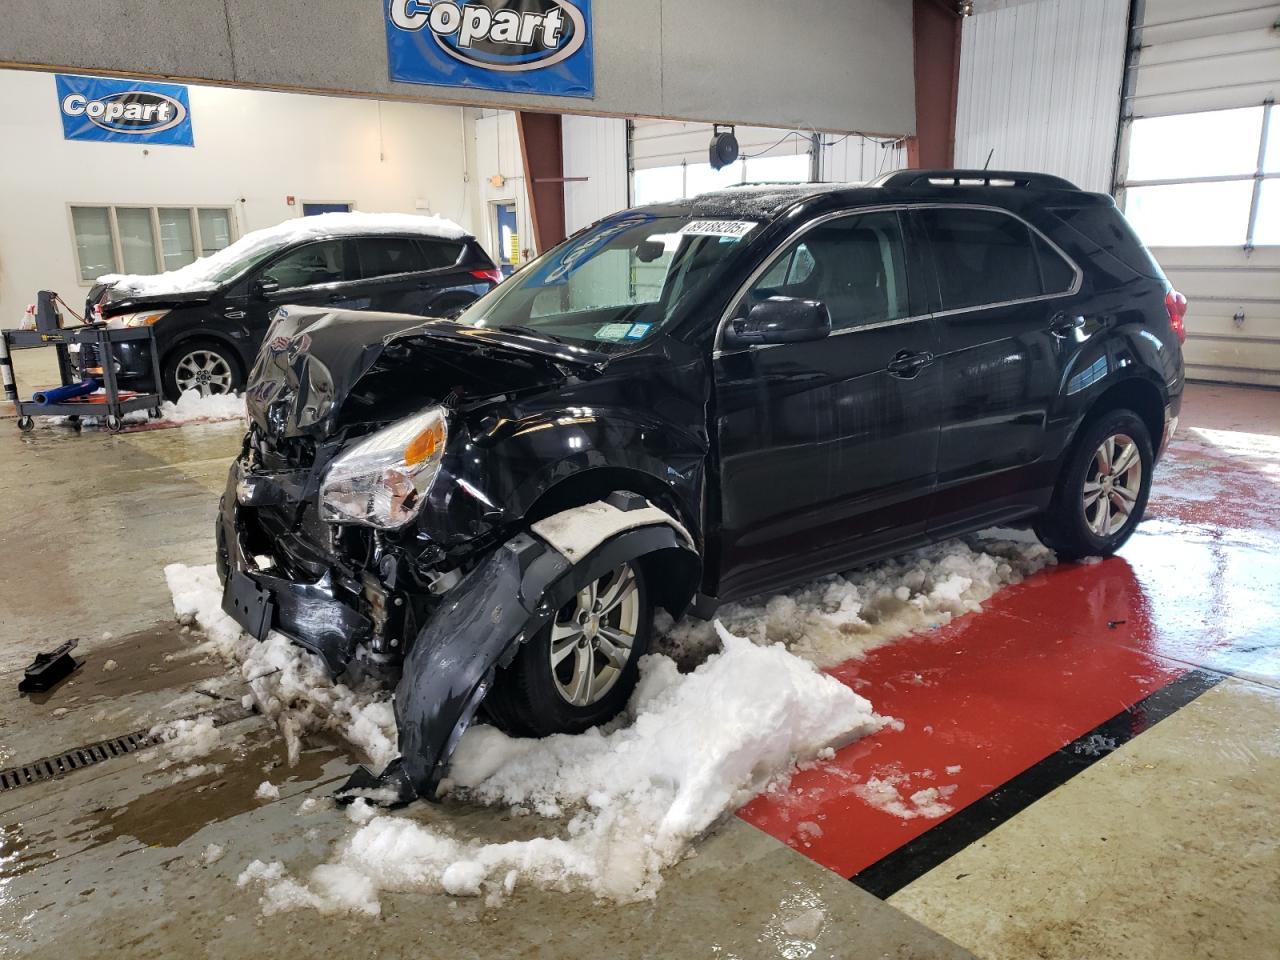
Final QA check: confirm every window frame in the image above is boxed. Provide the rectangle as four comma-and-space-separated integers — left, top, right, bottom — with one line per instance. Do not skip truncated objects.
67, 203, 239, 284
1115, 101, 1277, 249
714, 203, 1082, 354
914, 205, 1083, 318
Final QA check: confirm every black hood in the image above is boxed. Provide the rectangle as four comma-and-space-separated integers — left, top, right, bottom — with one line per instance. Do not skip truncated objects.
90, 284, 216, 317
246, 306, 607, 439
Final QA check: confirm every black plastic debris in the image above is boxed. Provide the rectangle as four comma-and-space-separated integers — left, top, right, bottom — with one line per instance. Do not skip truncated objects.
18, 639, 82, 693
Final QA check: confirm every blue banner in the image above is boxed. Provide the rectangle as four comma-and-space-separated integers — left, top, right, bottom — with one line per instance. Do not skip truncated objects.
386, 1, 594, 99
55, 74, 194, 146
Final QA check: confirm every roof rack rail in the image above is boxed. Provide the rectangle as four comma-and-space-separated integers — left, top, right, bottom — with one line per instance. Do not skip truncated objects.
872, 169, 1080, 191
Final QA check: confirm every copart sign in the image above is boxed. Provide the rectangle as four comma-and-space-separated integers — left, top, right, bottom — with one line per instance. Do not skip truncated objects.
56, 74, 193, 146
386, 0, 594, 99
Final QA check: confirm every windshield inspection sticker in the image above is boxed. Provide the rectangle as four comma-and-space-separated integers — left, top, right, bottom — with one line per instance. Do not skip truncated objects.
595, 323, 633, 341
680, 220, 757, 239
624, 323, 652, 340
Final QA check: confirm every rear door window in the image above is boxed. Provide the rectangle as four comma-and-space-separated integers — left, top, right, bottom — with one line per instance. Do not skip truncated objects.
357, 237, 428, 279
920, 208, 1072, 310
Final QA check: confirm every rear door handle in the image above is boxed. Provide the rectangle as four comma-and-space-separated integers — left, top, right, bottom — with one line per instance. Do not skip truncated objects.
886, 350, 935, 378
1050, 313, 1085, 336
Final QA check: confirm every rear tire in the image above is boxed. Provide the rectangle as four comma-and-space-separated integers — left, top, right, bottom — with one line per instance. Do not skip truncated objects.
1034, 409, 1153, 561
161, 339, 243, 402
484, 561, 653, 738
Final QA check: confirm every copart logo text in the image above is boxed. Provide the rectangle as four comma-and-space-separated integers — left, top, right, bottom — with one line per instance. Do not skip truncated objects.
389, 0, 587, 71
61, 90, 187, 135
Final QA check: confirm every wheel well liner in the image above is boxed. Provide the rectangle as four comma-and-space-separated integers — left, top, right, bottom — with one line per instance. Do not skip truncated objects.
1076, 376, 1164, 455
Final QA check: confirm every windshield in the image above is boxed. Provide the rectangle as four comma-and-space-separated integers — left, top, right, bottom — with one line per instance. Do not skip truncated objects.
457, 214, 757, 349
207, 245, 281, 284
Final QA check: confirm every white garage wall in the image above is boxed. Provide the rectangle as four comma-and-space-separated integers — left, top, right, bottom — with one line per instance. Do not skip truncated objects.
467, 109, 534, 264
954, 0, 1130, 192
0, 68, 477, 322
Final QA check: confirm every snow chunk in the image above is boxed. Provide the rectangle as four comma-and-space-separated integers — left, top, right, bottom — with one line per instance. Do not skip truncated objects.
102, 659, 118, 672
151, 715, 221, 764
853, 769, 958, 820
202, 843, 225, 865
158, 390, 245, 425
255, 781, 280, 801
99, 212, 467, 296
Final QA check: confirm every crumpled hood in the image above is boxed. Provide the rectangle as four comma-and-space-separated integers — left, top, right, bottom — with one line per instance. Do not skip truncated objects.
246, 306, 606, 439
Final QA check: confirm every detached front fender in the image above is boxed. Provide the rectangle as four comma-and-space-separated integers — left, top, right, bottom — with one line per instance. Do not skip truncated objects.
346, 495, 699, 803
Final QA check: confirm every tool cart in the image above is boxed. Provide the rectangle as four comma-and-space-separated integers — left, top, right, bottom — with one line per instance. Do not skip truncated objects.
2, 291, 164, 433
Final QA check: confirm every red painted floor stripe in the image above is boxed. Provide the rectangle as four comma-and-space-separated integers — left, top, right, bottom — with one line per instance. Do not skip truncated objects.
738, 555, 1189, 878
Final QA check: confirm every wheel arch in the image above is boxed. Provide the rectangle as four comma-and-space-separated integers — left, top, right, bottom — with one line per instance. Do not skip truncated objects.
522, 470, 703, 617
1073, 374, 1166, 457
161, 329, 249, 383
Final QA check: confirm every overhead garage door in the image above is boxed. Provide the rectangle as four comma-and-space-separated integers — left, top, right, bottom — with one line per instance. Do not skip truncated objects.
1115, 0, 1280, 386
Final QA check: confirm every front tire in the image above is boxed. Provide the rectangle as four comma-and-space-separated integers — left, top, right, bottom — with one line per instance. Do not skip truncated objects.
1035, 409, 1153, 560
161, 339, 242, 402
484, 561, 652, 738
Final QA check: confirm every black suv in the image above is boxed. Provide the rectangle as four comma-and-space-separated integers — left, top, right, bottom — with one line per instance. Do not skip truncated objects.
87, 218, 500, 400
218, 170, 1185, 801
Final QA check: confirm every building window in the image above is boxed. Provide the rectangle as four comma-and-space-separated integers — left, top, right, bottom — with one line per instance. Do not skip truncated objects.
69, 205, 237, 281
1120, 104, 1278, 247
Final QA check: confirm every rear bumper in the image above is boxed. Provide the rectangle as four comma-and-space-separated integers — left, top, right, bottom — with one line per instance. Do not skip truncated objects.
217, 458, 372, 674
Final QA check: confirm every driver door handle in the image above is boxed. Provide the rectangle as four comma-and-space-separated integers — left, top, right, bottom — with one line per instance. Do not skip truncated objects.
886, 350, 935, 378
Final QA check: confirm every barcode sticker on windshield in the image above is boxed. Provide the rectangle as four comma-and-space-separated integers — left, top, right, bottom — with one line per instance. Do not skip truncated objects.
680, 220, 757, 238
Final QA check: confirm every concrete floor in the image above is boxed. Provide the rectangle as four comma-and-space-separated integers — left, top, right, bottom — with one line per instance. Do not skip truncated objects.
1, 382, 1277, 958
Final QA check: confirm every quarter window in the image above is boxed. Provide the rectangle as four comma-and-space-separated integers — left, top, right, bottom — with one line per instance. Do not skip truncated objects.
419, 239, 465, 269
920, 208, 1072, 311
69, 205, 236, 281
744, 212, 911, 332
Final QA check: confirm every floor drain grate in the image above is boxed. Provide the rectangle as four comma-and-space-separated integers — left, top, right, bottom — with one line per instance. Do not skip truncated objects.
0, 702, 255, 793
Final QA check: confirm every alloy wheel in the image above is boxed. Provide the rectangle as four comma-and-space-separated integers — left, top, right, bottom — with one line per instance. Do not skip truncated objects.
549, 564, 641, 707
1083, 433, 1142, 537
174, 349, 233, 396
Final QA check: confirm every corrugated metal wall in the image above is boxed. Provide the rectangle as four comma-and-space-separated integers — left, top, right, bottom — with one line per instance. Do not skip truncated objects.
954, 0, 1130, 191
562, 115, 628, 234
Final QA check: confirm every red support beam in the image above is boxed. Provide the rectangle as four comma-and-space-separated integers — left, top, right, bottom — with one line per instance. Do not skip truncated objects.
516, 111, 567, 255
908, 0, 962, 169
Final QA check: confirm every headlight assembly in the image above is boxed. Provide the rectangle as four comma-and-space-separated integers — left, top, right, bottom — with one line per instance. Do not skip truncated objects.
319, 407, 448, 529
106, 309, 170, 329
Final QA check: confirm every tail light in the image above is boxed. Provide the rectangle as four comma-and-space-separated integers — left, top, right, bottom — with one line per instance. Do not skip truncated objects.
470, 267, 503, 285
1164, 289, 1187, 344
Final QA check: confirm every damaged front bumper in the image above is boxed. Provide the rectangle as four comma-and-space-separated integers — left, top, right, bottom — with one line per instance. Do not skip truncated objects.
217, 456, 377, 675
218, 464, 700, 804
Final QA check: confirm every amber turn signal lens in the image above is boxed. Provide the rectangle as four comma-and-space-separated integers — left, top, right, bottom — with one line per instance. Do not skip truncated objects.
404, 420, 446, 467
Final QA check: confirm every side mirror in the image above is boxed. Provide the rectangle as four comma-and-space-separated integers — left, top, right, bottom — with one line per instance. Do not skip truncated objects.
725, 296, 831, 346
253, 277, 281, 299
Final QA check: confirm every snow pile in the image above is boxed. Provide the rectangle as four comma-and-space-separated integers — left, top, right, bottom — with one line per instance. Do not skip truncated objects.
237, 624, 888, 912
164, 564, 398, 770
255, 781, 281, 801
158, 390, 245, 425
853, 774, 957, 820
661, 536, 1054, 669
99, 212, 468, 296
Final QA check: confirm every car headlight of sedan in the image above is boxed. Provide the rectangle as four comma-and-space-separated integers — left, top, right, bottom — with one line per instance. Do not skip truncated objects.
106, 309, 170, 329
320, 408, 448, 529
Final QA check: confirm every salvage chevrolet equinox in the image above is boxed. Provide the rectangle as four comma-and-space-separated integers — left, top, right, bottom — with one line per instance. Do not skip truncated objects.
218, 170, 1186, 802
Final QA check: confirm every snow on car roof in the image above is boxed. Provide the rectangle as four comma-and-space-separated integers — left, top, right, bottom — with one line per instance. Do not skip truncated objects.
98, 211, 471, 297
648, 182, 855, 220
